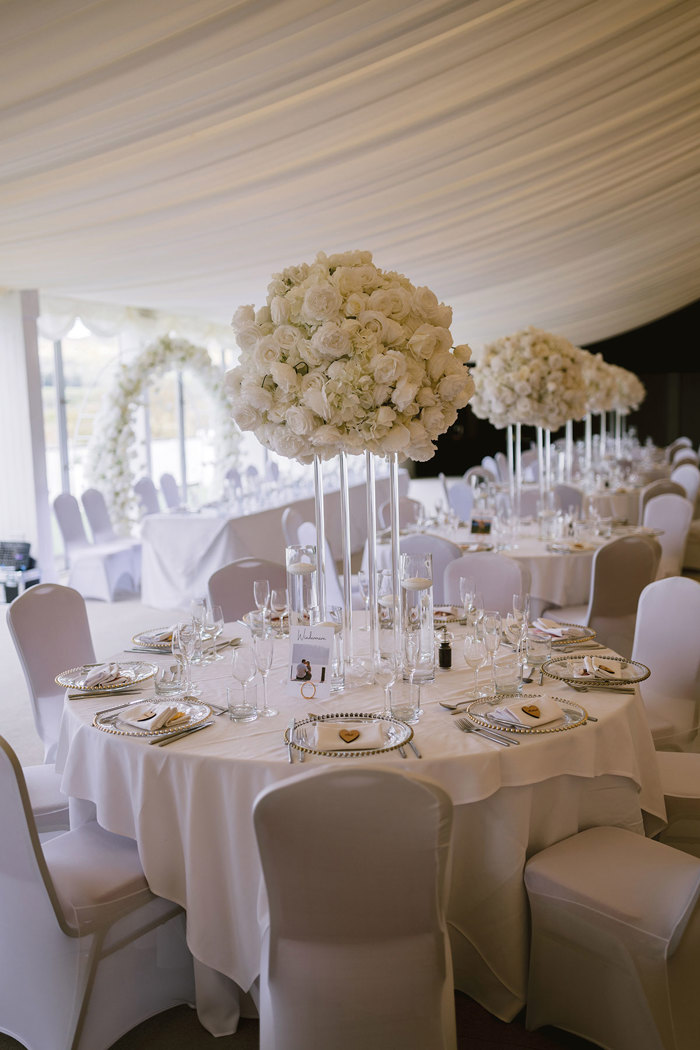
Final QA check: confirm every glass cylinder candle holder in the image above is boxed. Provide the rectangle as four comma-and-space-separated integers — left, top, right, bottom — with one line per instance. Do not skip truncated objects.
285, 544, 318, 627
400, 552, 434, 684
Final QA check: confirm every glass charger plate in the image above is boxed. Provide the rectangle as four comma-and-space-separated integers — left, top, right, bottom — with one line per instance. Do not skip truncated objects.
56, 661, 157, 692
530, 623, 597, 648
287, 712, 413, 758
434, 606, 466, 625
93, 697, 211, 738
546, 541, 595, 553
465, 693, 587, 734
132, 629, 173, 650
542, 655, 650, 687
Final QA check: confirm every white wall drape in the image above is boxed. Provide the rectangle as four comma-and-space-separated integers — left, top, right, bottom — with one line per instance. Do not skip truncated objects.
1, 0, 699, 349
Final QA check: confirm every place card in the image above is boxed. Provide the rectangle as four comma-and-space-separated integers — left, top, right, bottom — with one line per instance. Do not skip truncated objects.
286, 624, 334, 701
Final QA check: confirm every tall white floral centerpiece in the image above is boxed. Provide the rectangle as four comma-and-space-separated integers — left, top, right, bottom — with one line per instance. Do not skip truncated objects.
610, 366, 646, 457
470, 326, 587, 502
225, 249, 475, 679
579, 351, 618, 471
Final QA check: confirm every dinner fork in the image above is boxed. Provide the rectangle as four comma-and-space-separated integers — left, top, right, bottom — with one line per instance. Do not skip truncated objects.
455, 717, 512, 747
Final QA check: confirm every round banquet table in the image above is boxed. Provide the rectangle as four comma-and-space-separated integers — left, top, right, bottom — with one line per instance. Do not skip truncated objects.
55, 625, 666, 1035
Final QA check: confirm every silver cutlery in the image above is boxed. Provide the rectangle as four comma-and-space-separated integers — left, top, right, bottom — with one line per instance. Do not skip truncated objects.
566, 681, 635, 694
287, 717, 296, 763
150, 720, 215, 746
455, 717, 513, 747
398, 746, 408, 758
407, 738, 422, 758
69, 686, 141, 699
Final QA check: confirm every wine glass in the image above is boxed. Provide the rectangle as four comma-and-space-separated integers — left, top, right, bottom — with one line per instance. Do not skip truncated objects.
206, 603, 225, 659
374, 653, 398, 717
172, 621, 200, 696
270, 588, 289, 637
253, 579, 271, 624
463, 636, 487, 699
252, 631, 277, 717
512, 592, 530, 672
465, 590, 484, 637
231, 645, 257, 708
190, 598, 208, 664
481, 610, 502, 692
458, 575, 475, 620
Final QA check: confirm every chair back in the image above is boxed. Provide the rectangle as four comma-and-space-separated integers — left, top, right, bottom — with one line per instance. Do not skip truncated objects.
443, 552, 531, 616
638, 479, 686, 521
672, 448, 699, 466
585, 535, 661, 658
517, 486, 541, 518
521, 449, 539, 482
159, 473, 181, 509
7, 584, 95, 762
281, 506, 304, 547
225, 466, 241, 488
53, 493, 90, 555
445, 480, 474, 524
671, 463, 700, 507
253, 766, 456, 1050
134, 477, 160, 515
81, 488, 116, 544
481, 455, 499, 480
643, 493, 694, 578
666, 436, 692, 461
553, 483, 584, 516
632, 577, 700, 748
208, 557, 287, 622
297, 521, 344, 608
377, 497, 422, 530
399, 534, 461, 604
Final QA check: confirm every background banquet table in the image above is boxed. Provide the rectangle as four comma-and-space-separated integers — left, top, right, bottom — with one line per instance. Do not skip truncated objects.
140, 472, 407, 609
55, 623, 665, 1034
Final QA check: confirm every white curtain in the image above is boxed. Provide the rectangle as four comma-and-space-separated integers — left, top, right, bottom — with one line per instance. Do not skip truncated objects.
2, 0, 699, 350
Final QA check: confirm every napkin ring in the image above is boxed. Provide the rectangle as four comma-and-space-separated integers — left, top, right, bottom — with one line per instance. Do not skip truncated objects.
300, 681, 316, 699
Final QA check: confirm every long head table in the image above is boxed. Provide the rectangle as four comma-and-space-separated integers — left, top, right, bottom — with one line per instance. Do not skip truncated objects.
56, 622, 665, 1035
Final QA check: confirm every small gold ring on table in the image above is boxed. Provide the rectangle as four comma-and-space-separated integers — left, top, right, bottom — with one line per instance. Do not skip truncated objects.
300, 681, 316, 699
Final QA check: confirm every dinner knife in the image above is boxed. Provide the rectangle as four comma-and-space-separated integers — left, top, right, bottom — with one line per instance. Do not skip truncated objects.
150, 719, 214, 746
287, 717, 295, 763
407, 739, 422, 758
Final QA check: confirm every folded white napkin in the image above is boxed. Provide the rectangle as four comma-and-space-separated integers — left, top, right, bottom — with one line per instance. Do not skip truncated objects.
533, 618, 574, 638
121, 703, 189, 731
491, 696, 564, 728
140, 625, 177, 644
582, 656, 624, 680
313, 721, 386, 750
83, 662, 129, 689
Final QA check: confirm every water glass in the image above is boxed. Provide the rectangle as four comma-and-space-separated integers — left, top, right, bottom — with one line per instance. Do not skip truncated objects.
231, 645, 257, 704
400, 552, 434, 683
206, 603, 225, 660
463, 636, 487, 698
285, 544, 318, 626
388, 678, 420, 724
526, 630, 552, 670
493, 649, 521, 693
154, 660, 185, 697
226, 683, 257, 722
172, 621, 201, 696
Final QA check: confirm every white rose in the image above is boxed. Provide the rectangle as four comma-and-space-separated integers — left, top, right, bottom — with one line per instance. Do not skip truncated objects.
231, 403, 260, 431
372, 350, 407, 385
270, 325, 299, 353
453, 343, 472, 363
303, 384, 331, 421
301, 283, 342, 322
310, 424, 344, 448
269, 361, 299, 393
326, 250, 373, 268
235, 323, 262, 353
310, 323, 352, 359
270, 296, 291, 325
392, 375, 420, 412
231, 305, 255, 331
437, 373, 471, 403
253, 337, 279, 371
344, 292, 368, 317
271, 428, 306, 460
286, 405, 316, 436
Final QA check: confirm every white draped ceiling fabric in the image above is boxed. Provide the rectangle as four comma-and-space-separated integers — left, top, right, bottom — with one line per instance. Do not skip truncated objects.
1, 0, 699, 351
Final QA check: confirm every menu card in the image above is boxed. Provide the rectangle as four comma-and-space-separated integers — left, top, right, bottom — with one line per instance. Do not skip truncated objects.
286, 624, 334, 700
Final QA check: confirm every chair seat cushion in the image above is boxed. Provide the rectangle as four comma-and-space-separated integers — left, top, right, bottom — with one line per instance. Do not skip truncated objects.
24, 763, 68, 817
540, 604, 587, 626
43, 822, 153, 933
525, 826, 700, 953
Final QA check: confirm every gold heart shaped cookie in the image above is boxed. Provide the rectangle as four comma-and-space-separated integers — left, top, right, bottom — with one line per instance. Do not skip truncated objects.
339, 729, 360, 743
521, 704, 541, 719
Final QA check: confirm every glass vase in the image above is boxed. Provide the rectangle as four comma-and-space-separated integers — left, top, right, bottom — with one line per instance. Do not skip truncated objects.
285, 544, 318, 627
400, 551, 434, 684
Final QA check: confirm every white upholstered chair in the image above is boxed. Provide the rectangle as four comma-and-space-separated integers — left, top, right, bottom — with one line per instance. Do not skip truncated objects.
464, 465, 495, 486
253, 766, 456, 1050
670, 463, 700, 508
54, 493, 138, 600
443, 552, 531, 617
444, 479, 474, 523
672, 448, 699, 466
631, 576, 700, 752
399, 533, 461, 605
542, 534, 661, 659
7, 583, 95, 763
553, 483, 584, 516
481, 454, 500, 480
160, 472, 182, 509
377, 496, 422, 530
524, 826, 700, 1050
0, 735, 194, 1050
654, 752, 700, 858
638, 479, 686, 523
643, 493, 694, 578
281, 506, 304, 547
666, 436, 693, 461
81, 487, 117, 544
208, 557, 287, 623
134, 475, 160, 515
494, 450, 509, 483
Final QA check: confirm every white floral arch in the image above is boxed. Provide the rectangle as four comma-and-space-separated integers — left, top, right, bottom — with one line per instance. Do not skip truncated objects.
88, 335, 240, 533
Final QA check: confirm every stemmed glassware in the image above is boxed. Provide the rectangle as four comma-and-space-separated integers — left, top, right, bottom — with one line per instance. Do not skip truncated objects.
458, 575, 475, 620
481, 610, 502, 692
206, 603, 225, 659
252, 630, 277, 717
463, 636, 487, 699
465, 590, 484, 637
172, 621, 201, 696
512, 592, 531, 676
190, 598, 208, 664
374, 652, 398, 717
253, 579, 271, 625
270, 588, 289, 637
231, 645, 257, 709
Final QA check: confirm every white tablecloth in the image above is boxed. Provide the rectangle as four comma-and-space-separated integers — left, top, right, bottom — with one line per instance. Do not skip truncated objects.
56, 624, 665, 1033
141, 473, 406, 609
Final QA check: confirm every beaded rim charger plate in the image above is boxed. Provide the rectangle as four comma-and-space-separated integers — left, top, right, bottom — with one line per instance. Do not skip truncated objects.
131, 629, 173, 650
56, 661, 156, 692
92, 697, 212, 738
286, 712, 413, 758
541, 654, 650, 687
465, 694, 588, 734
531, 623, 597, 648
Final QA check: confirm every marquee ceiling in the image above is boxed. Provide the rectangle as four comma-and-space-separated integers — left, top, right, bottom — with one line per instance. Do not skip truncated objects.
1, 0, 699, 352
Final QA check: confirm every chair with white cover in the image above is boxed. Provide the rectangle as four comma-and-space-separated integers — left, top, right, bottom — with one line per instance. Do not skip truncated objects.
631, 576, 700, 752
377, 496, 422, 530
134, 476, 160, 515
654, 752, 700, 857
516, 486, 541, 518
7, 583, 95, 764
638, 479, 686, 522
208, 557, 288, 623
444, 479, 474, 524
643, 493, 694, 578
666, 436, 693, 461
160, 472, 182, 509
524, 826, 700, 1050
54, 493, 138, 600
481, 454, 500, 480
521, 448, 539, 482
443, 553, 532, 617
0, 734, 194, 1050
399, 534, 461, 605
553, 483, 583, 517
81, 488, 118, 544
253, 766, 456, 1050
541, 534, 661, 659
670, 463, 700, 508
281, 506, 304, 547
23, 761, 70, 837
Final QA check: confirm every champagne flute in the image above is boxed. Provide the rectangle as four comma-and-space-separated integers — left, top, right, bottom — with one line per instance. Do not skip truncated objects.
270, 588, 289, 637
190, 598, 208, 664
465, 590, 484, 637
458, 575, 475, 620
172, 621, 200, 696
206, 603, 225, 660
463, 636, 487, 699
253, 579, 271, 625
512, 592, 530, 673
481, 610, 502, 693
374, 653, 397, 717
231, 645, 257, 708
252, 631, 277, 717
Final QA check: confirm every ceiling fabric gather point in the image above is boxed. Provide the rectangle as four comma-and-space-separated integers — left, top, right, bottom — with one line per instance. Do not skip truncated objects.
1, 0, 699, 350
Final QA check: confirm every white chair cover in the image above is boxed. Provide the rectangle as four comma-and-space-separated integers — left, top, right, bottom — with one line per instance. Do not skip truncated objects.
208, 557, 288, 622
134, 476, 160, 515
0, 735, 194, 1050
521, 449, 539, 482
24, 762, 69, 834
666, 436, 693, 461
517, 486, 541, 517
543, 534, 661, 659
443, 552, 531, 616
81, 487, 116, 543
445, 480, 474, 523
481, 454, 500, 479
655, 752, 700, 857
253, 766, 456, 1050
525, 825, 700, 1050
643, 493, 694, 578
670, 464, 700, 509
281, 506, 304, 547
632, 576, 700, 752
53, 494, 139, 600
377, 496, 422, 530
160, 472, 182, 509
638, 479, 686, 522
553, 483, 583, 516
7, 583, 95, 763
399, 533, 461, 605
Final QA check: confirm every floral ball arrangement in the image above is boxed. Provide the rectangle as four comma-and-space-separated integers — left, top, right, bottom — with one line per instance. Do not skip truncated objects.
225, 250, 475, 462
470, 326, 588, 430
581, 351, 619, 414
609, 365, 646, 413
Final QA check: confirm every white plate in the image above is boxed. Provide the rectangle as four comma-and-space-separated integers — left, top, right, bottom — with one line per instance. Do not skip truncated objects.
56, 661, 156, 692
93, 697, 211, 737
132, 629, 173, 650
542, 655, 650, 686
466, 694, 587, 734
287, 713, 412, 758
